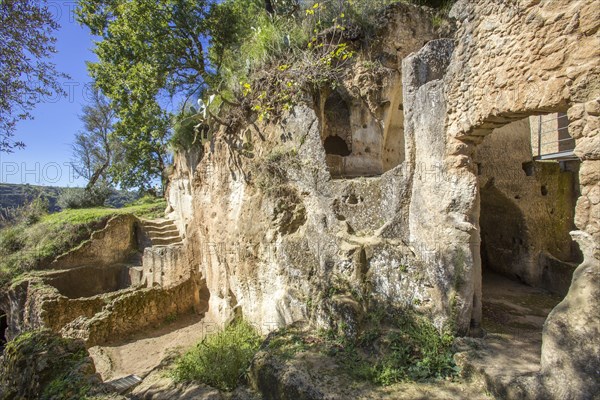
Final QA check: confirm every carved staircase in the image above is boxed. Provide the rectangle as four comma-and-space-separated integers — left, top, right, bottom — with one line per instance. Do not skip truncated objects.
137, 218, 186, 288
140, 218, 183, 247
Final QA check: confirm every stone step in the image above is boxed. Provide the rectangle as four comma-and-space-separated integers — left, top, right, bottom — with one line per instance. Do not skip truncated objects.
150, 236, 183, 246
140, 218, 176, 229
143, 222, 177, 230
145, 228, 180, 238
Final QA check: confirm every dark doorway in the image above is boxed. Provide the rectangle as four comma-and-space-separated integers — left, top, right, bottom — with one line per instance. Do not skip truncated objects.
0, 310, 7, 352
324, 135, 351, 156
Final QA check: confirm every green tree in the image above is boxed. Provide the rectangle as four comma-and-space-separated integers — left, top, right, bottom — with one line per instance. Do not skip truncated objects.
0, 0, 68, 152
109, 103, 172, 193
71, 89, 118, 190
76, 0, 211, 190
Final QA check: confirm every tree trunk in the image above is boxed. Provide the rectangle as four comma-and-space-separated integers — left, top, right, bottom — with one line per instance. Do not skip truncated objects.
86, 161, 109, 191
265, 0, 274, 14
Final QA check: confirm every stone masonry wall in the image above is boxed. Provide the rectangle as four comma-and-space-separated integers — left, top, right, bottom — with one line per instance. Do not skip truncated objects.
407, 0, 599, 397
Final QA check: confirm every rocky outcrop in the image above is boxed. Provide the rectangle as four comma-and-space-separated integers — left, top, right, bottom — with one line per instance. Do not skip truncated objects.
0, 330, 102, 399
166, 3, 441, 333
162, 0, 599, 398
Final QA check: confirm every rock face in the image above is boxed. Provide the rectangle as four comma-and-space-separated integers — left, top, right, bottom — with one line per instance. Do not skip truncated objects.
165, 0, 599, 398
0, 330, 102, 399
167, 3, 441, 333
50, 214, 138, 269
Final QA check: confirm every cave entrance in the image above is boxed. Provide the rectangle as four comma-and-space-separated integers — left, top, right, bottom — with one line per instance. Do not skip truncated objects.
0, 310, 7, 352
321, 89, 405, 179
322, 91, 353, 178
473, 115, 581, 367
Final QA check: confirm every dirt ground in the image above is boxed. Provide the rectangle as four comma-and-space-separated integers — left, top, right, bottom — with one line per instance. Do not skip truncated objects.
453, 270, 564, 398
89, 312, 216, 381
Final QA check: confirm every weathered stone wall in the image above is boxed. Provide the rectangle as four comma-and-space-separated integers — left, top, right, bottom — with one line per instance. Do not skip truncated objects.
61, 278, 197, 347
50, 214, 139, 269
166, 2, 440, 333
1, 271, 199, 347
403, 0, 599, 397
47, 264, 134, 298
142, 245, 189, 288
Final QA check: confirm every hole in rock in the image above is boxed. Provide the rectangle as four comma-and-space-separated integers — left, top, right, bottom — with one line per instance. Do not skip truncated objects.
320, 88, 405, 179
522, 161, 535, 176
324, 135, 351, 156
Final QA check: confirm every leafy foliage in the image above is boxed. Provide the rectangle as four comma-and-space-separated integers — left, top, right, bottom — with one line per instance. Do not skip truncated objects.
76, 0, 204, 188
0, 330, 96, 400
76, 0, 455, 158
172, 320, 262, 391
325, 309, 459, 385
57, 185, 112, 210
266, 308, 458, 386
0, 0, 69, 152
71, 90, 119, 190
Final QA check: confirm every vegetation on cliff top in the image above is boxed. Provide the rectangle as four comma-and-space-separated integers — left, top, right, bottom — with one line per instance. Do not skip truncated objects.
77, 0, 453, 154
0, 196, 165, 286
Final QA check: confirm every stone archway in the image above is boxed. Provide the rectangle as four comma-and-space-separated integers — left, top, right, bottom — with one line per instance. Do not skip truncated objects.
402, 1, 598, 393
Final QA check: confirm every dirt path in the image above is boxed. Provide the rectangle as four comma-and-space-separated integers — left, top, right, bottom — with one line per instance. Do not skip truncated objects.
89, 313, 217, 381
454, 271, 564, 397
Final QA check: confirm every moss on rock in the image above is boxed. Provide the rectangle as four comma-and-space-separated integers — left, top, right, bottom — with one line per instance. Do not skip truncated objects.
0, 330, 102, 400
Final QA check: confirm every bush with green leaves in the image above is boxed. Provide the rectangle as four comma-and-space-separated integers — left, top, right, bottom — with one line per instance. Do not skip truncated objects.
172, 321, 262, 391
171, 111, 204, 150
0, 226, 26, 255
318, 309, 458, 385
57, 185, 113, 210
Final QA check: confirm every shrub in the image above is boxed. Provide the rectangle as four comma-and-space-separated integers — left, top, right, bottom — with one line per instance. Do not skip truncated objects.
171, 112, 197, 150
0, 226, 26, 255
172, 321, 262, 391
368, 313, 458, 383
323, 309, 458, 385
57, 185, 113, 210
22, 196, 49, 225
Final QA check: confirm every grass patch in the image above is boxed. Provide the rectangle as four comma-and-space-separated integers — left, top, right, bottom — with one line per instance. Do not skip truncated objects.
333, 313, 458, 384
172, 321, 262, 391
0, 197, 166, 286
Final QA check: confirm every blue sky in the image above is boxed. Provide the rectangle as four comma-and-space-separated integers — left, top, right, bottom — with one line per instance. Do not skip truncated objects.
0, 2, 95, 187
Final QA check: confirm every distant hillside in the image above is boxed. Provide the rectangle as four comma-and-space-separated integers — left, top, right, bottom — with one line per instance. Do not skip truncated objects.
0, 183, 63, 212
0, 183, 139, 221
